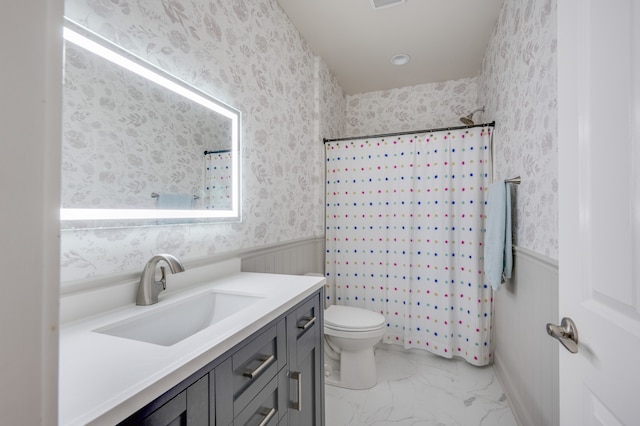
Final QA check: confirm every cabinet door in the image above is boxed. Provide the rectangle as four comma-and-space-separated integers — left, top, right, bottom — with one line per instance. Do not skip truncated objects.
186, 374, 209, 425
143, 391, 186, 426
142, 374, 209, 426
290, 341, 321, 426
287, 292, 324, 426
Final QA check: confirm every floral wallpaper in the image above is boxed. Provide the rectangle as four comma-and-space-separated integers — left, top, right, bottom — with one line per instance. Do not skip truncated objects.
344, 77, 480, 137
61, 0, 345, 282
317, 57, 346, 210
477, 0, 558, 259
62, 41, 231, 209
342, 0, 558, 260
60, 0, 557, 283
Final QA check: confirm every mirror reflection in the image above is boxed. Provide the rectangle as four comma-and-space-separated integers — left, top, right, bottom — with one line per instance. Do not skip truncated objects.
60, 19, 240, 226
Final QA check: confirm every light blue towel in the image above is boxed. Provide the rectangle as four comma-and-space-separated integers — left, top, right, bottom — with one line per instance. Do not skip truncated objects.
156, 193, 193, 210
484, 181, 513, 290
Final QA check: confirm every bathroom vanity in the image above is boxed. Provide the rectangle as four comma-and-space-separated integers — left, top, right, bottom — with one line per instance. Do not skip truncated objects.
58, 263, 325, 425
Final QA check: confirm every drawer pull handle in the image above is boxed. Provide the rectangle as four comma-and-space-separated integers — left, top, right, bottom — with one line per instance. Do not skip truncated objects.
243, 354, 275, 378
297, 316, 316, 330
257, 407, 277, 426
292, 371, 302, 411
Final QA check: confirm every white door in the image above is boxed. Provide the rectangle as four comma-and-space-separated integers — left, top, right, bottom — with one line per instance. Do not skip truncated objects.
558, 0, 640, 424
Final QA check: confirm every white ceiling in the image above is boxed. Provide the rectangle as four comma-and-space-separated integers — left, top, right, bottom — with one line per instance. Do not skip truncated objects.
277, 0, 505, 95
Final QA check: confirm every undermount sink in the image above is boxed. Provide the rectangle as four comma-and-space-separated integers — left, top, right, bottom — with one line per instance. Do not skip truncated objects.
94, 291, 264, 346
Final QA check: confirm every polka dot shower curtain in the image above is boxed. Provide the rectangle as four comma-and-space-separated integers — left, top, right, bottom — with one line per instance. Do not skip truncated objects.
325, 126, 494, 366
204, 150, 232, 210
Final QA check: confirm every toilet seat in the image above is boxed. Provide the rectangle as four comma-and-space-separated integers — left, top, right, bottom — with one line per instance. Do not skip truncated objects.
324, 305, 386, 332
322, 304, 386, 390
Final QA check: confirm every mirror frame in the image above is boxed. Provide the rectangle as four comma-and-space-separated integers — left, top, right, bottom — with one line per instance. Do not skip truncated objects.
60, 19, 241, 227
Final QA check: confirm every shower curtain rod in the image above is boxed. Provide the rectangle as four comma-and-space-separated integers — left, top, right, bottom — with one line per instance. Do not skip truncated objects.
323, 121, 495, 143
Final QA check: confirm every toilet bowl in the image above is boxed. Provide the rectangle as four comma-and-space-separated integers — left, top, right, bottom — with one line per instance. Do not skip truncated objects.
323, 304, 386, 390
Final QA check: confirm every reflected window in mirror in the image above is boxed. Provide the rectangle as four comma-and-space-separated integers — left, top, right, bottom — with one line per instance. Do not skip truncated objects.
60, 18, 240, 228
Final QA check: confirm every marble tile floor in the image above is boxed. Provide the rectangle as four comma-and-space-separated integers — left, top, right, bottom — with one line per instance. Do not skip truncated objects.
324, 346, 518, 426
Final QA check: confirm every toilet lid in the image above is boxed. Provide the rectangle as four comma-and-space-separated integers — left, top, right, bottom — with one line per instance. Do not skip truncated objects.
324, 305, 386, 331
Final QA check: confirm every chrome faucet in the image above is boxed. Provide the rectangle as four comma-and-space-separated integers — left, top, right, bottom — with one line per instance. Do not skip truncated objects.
136, 254, 186, 306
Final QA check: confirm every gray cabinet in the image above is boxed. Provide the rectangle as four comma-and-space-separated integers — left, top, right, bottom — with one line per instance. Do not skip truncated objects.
119, 289, 324, 426
287, 293, 324, 426
142, 374, 210, 426
215, 319, 287, 425
120, 368, 214, 426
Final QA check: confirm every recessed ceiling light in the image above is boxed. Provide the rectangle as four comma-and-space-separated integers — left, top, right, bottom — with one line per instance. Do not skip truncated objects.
390, 53, 411, 66
370, 0, 406, 10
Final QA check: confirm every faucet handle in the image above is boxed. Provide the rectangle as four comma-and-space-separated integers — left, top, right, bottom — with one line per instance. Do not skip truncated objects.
137, 254, 185, 305
159, 266, 168, 290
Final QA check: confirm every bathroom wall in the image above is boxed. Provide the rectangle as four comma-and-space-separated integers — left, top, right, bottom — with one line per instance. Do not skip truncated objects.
477, 0, 559, 425
318, 58, 347, 141
496, 248, 559, 426
344, 77, 479, 137
61, 0, 345, 283
477, 0, 558, 259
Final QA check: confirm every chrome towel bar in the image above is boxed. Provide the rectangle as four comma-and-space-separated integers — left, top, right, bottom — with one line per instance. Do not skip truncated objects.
151, 192, 200, 200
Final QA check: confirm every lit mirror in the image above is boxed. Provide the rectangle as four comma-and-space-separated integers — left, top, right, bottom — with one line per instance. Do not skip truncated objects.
60, 18, 240, 228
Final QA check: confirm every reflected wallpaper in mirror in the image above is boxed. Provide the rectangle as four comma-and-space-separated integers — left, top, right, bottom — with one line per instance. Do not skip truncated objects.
60, 20, 240, 226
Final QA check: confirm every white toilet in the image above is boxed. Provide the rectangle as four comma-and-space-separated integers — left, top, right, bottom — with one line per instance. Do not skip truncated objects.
303, 273, 386, 389
323, 304, 386, 390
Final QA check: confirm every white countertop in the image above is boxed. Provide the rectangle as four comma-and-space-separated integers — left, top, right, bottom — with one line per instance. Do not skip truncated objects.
58, 270, 325, 425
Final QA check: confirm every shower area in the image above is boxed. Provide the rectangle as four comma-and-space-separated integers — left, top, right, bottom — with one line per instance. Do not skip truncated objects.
324, 121, 494, 366
203, 149, 233, 210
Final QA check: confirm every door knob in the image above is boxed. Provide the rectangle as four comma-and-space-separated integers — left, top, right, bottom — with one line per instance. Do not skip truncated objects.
546, 317, 579, 353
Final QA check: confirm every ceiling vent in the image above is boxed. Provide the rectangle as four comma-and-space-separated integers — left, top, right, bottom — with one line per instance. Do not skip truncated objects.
370, 0, 406, 10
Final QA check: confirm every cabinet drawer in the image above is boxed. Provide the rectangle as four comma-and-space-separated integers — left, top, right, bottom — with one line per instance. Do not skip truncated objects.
233, 371, 286, 426
291, 295, 321, 353
217, 319, 286, 418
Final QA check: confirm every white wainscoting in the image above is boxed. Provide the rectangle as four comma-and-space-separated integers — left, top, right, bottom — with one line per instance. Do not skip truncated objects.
241, 236, 324, 275
494, 246, 559, 426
